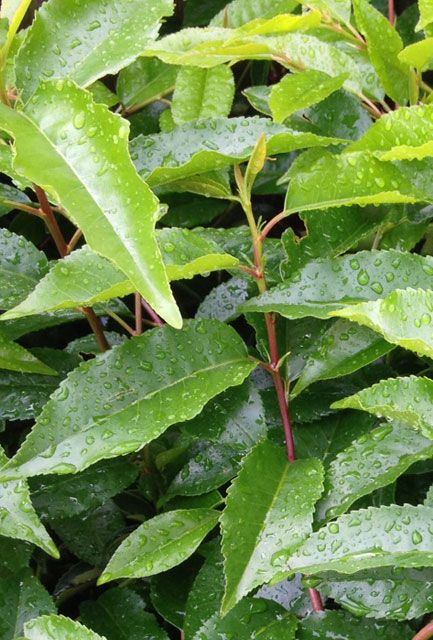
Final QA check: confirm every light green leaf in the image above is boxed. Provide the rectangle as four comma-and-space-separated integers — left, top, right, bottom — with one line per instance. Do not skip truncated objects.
348, 104, 433, 161
1, 233, 238, 320
0, 229, 48, 310
282, 504, 433, 575
0, 448, 58, 557
332, 288, 433, 359
284, 150, 421, 214
297, 610, 411, 639
172, 65, 234, 124
0, 320, 256, 480
292, 320, 393, 396
99, 508, 219, 583
312, 567, 433, 620
210, 0, 299, 28
301, 0, 351, 22
88, 81, 118, 108
80, 588, 169, 640
0, 330, 57, 375
269, 70, 346, 123
193, 598, 297, 640
353, 0, 409, 104
332, 375, 433, 439
0, 80, 180, 327
221, 441, 324, 613
0, 568, 55, 640
417, 0, 433, 32
242, 250, 433, 319
15, 0, 174, 101
24, 615, 106, 640
131, 116, 343, 187
117, 58, 178, 111
399, 37, 433, 70
316, 421, 433, 523
237, 12, 321, 36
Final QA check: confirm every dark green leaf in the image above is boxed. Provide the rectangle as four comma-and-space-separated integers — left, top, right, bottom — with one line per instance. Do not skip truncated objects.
117, 58, 178, 111
297, 610, 412, 639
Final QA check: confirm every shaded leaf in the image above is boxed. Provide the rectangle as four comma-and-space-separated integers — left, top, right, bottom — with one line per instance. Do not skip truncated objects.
333, 288, 433, 359
0, 330, 57, 375
15, 0, 174, 101
0, 183, 31, 217
0, 80, 180, 327
297, 610, 411, 639
23, 615, 105, 640
172, 65, 234, 124
332, 375, 433, 438
131, 116, 343, 187
0, 320, 256, 480
99, 509, 219, 583
221, 442, 324, 613
117, 58, 178, 111
196, 277, 255, 322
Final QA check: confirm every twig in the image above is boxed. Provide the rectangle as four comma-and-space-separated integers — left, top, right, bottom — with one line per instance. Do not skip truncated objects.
141, 298, 164, 326
80, 307, 110, 353
106, 310, 136, 337
413, 621, 433, 640
66, 229, 83, 255
388, 0, 396, 25
135, 293, 143, 336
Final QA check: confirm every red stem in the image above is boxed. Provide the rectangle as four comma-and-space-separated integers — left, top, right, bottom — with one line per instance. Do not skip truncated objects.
259, 211, 288, 242
309, 587, 324, 612
141, 298, 164, 326
413, 622, 433, 640
135, 293, 143, 336
388, 0, 396, 25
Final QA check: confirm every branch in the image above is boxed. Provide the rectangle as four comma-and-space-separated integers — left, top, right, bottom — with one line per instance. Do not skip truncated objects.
413, 621, 433, 640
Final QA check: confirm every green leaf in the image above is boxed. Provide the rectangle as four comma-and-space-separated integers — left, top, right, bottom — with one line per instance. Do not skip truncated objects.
23, 615, 106, 640
221, 441, 324, 613
399, 37, 433, 70
65, 332, 127, 357
353, 0, 409, 104
332, 375, 433, 438
0, 320, 255, 480
0, 330, 57, 375
193, 597, 297, 640
237, 12, 322, 36
332, 288, 433, 359
284, 150, 422, 214
417, 0, 433, 32
210, 0, 299, 28
130, 116, 343, 187
316, 421, 433, 523
99, 508, 219, 583
88, 81, 119, 108
269, 71, 347, 123
196, 277, 256, 322
15, 0, 175, 101
302, 0, 351, 22
0, 567, 56, 640
117, 58, 178, 111
312, 567, 433, 620
172, 65, 235, 124
0, 448, 58, 557
150, 557, 201, 630
282, 504, 433, 575
297, 610, 411, 639
1, 234, 238, 320
0, 182, 31, 217
292, 320, 392, 396
349, 105, 433, 162
0, 229, 48, 310
30, 458, 138, 519
81, 588, 169, 640
0, 80, 181, 327
242, 250, 433, 319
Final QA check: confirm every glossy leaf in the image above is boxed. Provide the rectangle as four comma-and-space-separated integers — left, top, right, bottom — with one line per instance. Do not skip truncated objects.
99, 508, 219, 583
0, 330, 57, 375
23, 615, 106, 640
316, 421, 433, 523
80, 588, 169, 640
417, 0, 433, 32
117, 58, 178, 110
354, 0, 409, 104
399, 37, 433, 70
0, 568, 55, 640
312, 567, 433, 620
0, 183, 31, 217
297, 610, 411, 639
2, 233, 238, 320
0, 320, 255, 480
292, 319, 392, 396
221, 441, 324, 613
193, 597, 297, 640
15, 0, 175, 101
282, 504, 433, 575
0, 448, 58, 557
332, 375, 433, 438
332, 288, 433, 359
172, 65, 235, 124
0, 229, 48, 310
196, 277, 256, 322
210, 0, 299, 28
284, 150, 421, 214
269, 70, 347, 123
242, 250, 433, 319
131, 116, 343, 187
0, 80, 181, 327
150, 558, 201, 630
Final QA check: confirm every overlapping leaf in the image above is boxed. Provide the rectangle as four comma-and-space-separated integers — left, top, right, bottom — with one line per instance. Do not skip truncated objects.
297, 610, 411, 639
210, 0, 299, 28
23, 615, 105, 640
0, 330, 57, 375
221, 441, 324, 613
117, 58, 178, 111
0, 320, 255, 480
172, 65, 235, 124
0, 80, 180, 326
